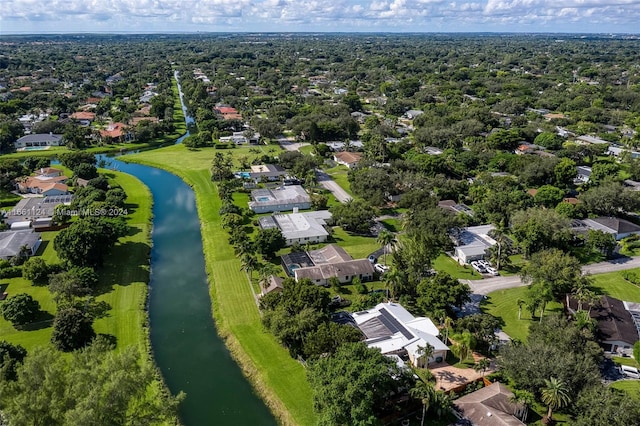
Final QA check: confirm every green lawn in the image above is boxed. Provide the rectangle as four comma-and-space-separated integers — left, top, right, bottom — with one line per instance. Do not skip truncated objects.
330, 226, 380, 260
0, 171, 151, 355
123, 145, 317, 426
610, 380, 640, 399
591, 269, 640, 302
433, 254, 482, 281
482, 287, 564, 342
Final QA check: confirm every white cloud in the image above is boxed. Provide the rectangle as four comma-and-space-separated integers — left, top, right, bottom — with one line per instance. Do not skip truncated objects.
1, 0, 640, 32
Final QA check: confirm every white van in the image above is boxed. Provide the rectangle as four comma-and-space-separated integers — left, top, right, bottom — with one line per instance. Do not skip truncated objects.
619, 365, 640, 379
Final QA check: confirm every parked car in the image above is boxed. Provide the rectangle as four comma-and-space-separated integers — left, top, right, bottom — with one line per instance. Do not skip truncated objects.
619, 365, 640, 379
485, 266, 499, 276
470, 261, 486, 273
368, 255, 377, 264
375, 263, 390, 274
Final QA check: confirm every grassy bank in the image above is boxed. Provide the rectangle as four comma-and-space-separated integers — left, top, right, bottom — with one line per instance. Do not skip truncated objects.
123, 144, 317, 426
0, 171, 152, 354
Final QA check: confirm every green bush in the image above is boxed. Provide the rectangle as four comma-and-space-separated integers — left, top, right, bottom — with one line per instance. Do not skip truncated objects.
0, 266, 23, 279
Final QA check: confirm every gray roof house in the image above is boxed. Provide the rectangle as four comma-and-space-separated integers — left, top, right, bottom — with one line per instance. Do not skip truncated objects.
581, 217, 640, 241
575, 166, 592, 183
0, 230, 42, 260
248, 185, 311, 213
259, 210, 332, 246
14, 133, 63, 149
352, 302, 449, 367
452, 224, 496, 264
282, 244, 374, 286
454, 382, 525, 426
5, 195, 74, 225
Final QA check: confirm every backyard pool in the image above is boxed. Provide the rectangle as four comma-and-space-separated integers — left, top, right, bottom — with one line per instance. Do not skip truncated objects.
257, 196, 271, 202
20, 146, 51, 151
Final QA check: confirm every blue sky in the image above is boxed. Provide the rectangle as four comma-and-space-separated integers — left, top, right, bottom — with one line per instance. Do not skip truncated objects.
2, 0, 639, 34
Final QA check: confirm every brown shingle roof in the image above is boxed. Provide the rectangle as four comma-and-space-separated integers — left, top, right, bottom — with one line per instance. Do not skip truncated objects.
455, 382, 525, 426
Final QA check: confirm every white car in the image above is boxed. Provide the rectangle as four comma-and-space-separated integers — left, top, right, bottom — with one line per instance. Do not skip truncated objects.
470, 261, 486, 273
477, 259, 491, 268
485, 266, 499, 276
374, 264, 390, 274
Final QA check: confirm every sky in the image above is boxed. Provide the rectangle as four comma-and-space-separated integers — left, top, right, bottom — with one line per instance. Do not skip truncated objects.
1, 0, 639, 34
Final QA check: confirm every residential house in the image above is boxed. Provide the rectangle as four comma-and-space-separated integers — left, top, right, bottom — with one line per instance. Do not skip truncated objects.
5, 195, 74, 225
260, 276, 284, 297
219, 131, 260, 145
580, 217, 640, 241
14, 133, 63, 150
248, 185, 311, 213
0, 230, 42, 260
515, 142, 545, 155
575, 166, 592, 183
326, 140, 364, 152
100, 122, 133, 142
35, 167, 63, 178
452, 224, 497, 264
576, 135, 610, 145
404, 110, 424, 120
333, 151, 363, 168
17, 175, 69, 196
214, 106, 243, 121
281, 244, 374, 286
70, 111, 96, 123
259, 211, 332, 246
245, 164, 288, 182
608, 146, 640, 160
567, 295, 640, 355
438, 200, 474, 217
454, 382, 525, 426
352, 302, 449, 367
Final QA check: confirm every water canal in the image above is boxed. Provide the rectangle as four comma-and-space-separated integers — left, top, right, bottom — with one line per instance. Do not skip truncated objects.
97, 71, 276, 425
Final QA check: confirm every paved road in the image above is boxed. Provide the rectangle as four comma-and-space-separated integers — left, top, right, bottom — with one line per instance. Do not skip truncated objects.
316, 169, 352, 203
278, 138, 309, 152
465, 255, 640, 295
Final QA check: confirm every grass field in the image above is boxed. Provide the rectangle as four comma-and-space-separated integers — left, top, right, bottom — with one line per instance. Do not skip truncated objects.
591, 268, 640, 301
330, 226, 380, 260
610, 380, 640, 398
482, 286, 565, 342
0, 171, 152, 355
324, 164, 352, 195
433, 254, 482, 281
123, 144, 317, 426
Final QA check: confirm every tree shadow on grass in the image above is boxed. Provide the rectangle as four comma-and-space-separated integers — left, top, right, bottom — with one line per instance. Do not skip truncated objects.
19, 311, 55, 331
96, 333, 117, 348
34, 240, 50, 256
93, 241, 150, 296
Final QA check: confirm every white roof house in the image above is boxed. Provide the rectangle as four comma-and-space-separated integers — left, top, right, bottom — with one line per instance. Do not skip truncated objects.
14, 133, 63, 149
353, 302, 449, 367
248, 185, 311, 213
453, 224, 497, 264
0, 230, 42, 260
259, 210, 332, 246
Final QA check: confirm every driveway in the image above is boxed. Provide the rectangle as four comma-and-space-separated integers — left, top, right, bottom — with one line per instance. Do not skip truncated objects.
278, 137, 309, 152
316, 169, 352, 203
463, 255, 640, 296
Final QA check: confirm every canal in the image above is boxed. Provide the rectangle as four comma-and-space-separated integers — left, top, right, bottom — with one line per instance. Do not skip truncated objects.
103, 157, 276, 425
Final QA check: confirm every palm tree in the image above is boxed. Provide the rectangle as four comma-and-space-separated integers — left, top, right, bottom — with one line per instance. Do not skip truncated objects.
517, 298, 525, 320
376, 229, 395, 265
574, 310, 596, 333
473, 358, 491, 378
258, 263, 280, 291
415, 343, 435, 367
510, 389, 535, 422
541, 377, 571, 422
240, 254, 258, 284
409, 380, 435, 426
382, 267, 402, 301
443, 316, 454, 344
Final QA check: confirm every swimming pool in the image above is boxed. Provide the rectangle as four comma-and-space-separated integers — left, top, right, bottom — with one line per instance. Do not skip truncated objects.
257, 196, 271, 202
236, 172, 251, 178
20, 146, 51, 151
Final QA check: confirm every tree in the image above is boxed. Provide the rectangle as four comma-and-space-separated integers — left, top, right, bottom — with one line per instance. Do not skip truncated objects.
517, 298, 525, 320
450, 330, 475, 362
554, 158, 577, 188
511, 208, 571, 257
574, 386, 640, 426
54, 216, 127, 267
535, 132, 563, 150
376, 229, 395, 264
58, 151, 97, 171
21, 257, 50, 284
586, 229, 617, 258
307, 342, 414, 426
473, 358, 491, 378
210, 152, 234, 181
240, 253, 258, 283
0, 339, 181, 425
416, 272, 471, 318
579, 181, 639, 216
510, 389, 535, 422
1, 293, 41, 326
51, 307, 96, 352
0, 341, 27, 381
533, 185, 565, 208
48, 267, 98, 303
521, 249, 584, 300
330, 199, 377, 234
301, 321, 362, 359
410, 379, 435, 426
541, 377, 571, 422
253, 228, 286, 259
73, 163, 98, 180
